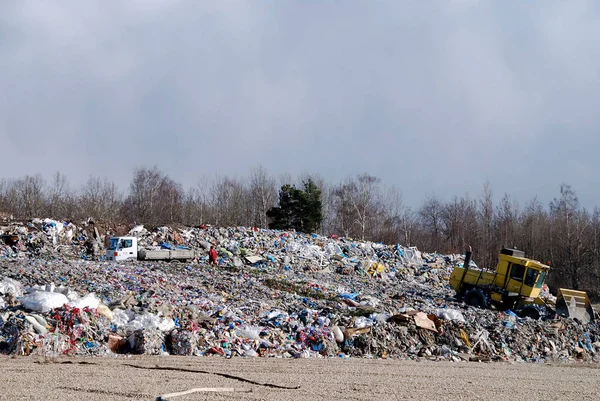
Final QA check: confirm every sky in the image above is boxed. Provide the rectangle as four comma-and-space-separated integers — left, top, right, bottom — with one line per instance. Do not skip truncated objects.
1, 1, 600, 209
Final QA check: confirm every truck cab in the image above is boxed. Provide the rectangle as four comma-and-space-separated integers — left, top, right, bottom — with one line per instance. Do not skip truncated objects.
106, 236, 138, 261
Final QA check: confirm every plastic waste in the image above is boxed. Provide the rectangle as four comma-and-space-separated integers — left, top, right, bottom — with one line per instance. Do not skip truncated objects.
332, 326, 344, 343
244, 349, 258, 357
354, 316, 373, 328
97, 304, 114, 320
25, 315, 47, 334
68, 293, 100, 309
0, 277, 24, 297
237, 326, 261, 339
437, 308, 466, 323
504, 310, 517, 329
112, 309, 131, 327
122, 313, 175, 332
21, 291, 69, 313
2, 221, 599, 363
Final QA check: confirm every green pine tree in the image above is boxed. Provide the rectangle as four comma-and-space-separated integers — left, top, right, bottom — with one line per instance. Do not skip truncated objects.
267, 179, 322, 233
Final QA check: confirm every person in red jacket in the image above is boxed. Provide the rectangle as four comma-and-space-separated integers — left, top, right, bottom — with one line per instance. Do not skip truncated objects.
209, 245, 218, 265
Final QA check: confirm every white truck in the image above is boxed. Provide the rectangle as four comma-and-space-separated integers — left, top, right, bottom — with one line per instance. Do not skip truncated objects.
105, 236, 200, 262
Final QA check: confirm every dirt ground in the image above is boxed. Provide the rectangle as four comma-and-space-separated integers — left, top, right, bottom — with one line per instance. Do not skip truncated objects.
2, 357, 600, 401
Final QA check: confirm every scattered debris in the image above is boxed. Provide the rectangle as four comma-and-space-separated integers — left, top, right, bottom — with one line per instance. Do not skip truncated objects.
0, 219, 599, 364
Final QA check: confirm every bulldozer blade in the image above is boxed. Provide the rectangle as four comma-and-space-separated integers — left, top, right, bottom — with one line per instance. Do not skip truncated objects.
555, 288, 595, 323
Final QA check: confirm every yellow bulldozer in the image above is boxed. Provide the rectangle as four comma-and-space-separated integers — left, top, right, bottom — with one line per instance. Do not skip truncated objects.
449, 248, 595, 322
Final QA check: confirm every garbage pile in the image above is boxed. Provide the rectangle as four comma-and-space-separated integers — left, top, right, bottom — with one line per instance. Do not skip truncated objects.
0, 218, 107, 260
0, 221, 599, 363
124, 224, 435, 274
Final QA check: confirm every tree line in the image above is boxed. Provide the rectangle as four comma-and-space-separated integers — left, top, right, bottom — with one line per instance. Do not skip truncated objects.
1, 167, 599, 298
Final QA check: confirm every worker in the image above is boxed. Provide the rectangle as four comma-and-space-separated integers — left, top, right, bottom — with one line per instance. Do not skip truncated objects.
209, 245, 218, 265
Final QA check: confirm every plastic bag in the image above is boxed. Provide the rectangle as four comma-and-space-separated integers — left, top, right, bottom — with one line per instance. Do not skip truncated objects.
123, 313, 175, 332
68, 293, 100, 309
237, 326, 261, 339
112, 309, 131, 327
437, 308, 466, 323
21, 291, 69, 313
56, 285, 80, 301
0, 277, 24, 298
354, 316, 373, 328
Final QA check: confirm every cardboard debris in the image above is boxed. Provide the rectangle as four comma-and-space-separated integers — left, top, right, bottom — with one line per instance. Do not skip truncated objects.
344, 327, 371, 338
244, 255, 264, 264
414, 312, 438, 333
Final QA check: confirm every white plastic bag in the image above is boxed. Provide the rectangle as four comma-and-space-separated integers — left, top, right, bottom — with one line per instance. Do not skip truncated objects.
112, 309, 131, 327
68, 293, 100, 309
0, 277, 24, 297
21, 291, 69, 313
354, 316, 373, 328
237, 326, 261, 339
122, 312, 175, 332
437, 308, 466, 323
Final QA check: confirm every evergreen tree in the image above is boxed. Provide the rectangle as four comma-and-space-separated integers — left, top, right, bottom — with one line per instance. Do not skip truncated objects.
267, 179, 322, 233
302, 179, 322, 232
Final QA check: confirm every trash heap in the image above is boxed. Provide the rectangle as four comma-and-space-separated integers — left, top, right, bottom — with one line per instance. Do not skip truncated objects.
0, 218, 107, 260
0, 221, 599, 363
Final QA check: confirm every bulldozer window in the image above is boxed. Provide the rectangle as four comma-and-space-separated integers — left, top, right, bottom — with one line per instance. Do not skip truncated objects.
510, 264, 525, 281
524, 268, 539, 287
535, 271, 546, 288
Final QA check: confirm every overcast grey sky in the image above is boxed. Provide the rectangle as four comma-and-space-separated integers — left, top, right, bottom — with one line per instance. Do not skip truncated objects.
1, 1, 599, 208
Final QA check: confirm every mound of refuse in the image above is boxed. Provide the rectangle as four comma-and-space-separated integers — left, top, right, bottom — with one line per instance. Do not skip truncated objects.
0, 221, 599, 362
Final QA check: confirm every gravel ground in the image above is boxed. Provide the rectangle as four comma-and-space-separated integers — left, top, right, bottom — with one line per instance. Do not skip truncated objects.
1, 356, 599, 400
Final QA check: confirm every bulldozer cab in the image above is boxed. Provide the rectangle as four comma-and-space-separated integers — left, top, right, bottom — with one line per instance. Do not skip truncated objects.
451, 248, 595, 322
494, 251, 549, 298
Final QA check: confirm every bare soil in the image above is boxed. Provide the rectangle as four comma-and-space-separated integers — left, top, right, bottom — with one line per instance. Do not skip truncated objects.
1, 356, 599, 400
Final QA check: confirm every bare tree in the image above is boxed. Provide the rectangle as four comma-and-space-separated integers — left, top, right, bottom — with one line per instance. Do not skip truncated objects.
398, 207, 419, 246
331, 174, 383, 240
378, 186, 405, 244
249, 166, 277, 228
12, 174, 46, 219
182, 177, 210, 226
519, 196, 548, 261
548, 184, 592, 290
124, 166, 183, 226
331, 181, 354, 238
79, 176, 122, 221
591, 208, 600, 292
478, 181, 495, 268
419, 194, 444, 251
160, 177, 184, 224
45, 172, 75, 219
495, 193, 519, 249
208, 175, 249, 227
0, 178, 17, 217
441, 196, 476, 252
126, 167, 162, 225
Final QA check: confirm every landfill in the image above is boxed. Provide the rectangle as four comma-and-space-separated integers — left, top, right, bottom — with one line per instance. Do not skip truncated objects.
1, 218, 599, 363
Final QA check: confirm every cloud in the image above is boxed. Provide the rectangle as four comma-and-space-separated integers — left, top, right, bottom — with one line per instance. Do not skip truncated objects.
1, 0, 599, 209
